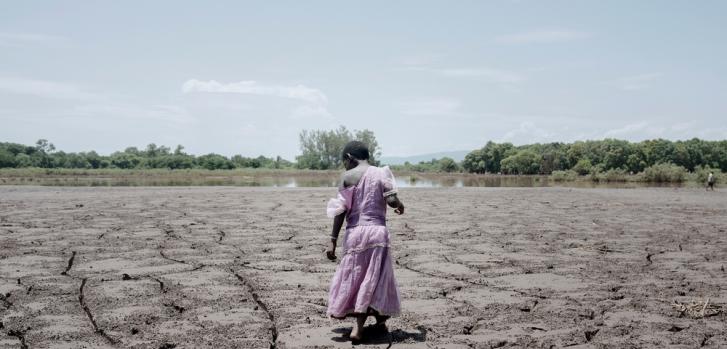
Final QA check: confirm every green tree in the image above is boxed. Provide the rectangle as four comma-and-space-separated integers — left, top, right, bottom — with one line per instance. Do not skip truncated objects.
572, 158, 592, 175
462, 149, 487, 173
110, 152, 142, 169
462, 141, 514, 173
437, 157, 459, 172
296, 126, 381, 169
196, 154, 234, 170
500, 150, 541, 175
0, 148, 16, 168
15, 153, 33, 167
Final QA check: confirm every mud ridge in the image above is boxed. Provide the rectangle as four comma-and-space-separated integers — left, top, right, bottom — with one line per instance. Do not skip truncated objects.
0, 293, 12, 308
150, 276, 167, 293
158, 223, 181, 240
164, 302, 186, 314
397, 260, 486, 286
241, 263, 295, 273
7, 329, 28, 349
60, 251, 77, 276
231, 269, 278, 349
78, 278, 118, 346
158, 249, 190, 266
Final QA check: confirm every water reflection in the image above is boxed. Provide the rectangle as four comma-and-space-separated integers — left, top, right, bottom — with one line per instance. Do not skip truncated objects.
1, 172, 687, 188
396, 176, 552, 188
284, 174, 682, 189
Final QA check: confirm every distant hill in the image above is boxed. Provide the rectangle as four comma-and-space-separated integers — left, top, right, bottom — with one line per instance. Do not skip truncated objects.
379, 150, 470, 165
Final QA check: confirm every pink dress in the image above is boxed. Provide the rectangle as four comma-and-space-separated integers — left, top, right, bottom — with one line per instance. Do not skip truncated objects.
325, 166, 401, 319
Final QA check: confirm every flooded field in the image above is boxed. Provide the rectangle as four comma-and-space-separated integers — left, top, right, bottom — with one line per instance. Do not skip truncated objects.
1, 186, 725, 348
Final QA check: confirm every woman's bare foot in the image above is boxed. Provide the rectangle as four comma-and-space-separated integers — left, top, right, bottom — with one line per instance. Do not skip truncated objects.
350, 315, 366, 342
374, 315, 389, 328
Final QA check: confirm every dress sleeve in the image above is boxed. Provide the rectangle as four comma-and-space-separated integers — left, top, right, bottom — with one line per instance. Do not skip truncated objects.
326, 188, 354, 218
381, 166, 398, 197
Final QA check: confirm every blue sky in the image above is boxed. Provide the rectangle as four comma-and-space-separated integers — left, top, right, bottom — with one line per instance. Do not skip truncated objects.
2, 1, 726, 159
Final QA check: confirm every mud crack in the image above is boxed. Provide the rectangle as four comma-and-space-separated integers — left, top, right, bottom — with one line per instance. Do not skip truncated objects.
231, 269, 277, 349
7, 328, 28, 349
397, 260, 486, 286
158, 249, 204, 271
150, 277, 167, 293
0, 293, 12, 308
79, 278, 118, 346
61, 251, 77, 276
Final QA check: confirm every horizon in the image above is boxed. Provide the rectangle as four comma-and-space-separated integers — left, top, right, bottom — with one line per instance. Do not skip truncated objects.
2, 1, 726, 159
2, 136, 723, 162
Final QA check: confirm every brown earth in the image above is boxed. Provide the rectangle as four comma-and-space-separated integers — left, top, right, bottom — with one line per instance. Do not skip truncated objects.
0, 186, 725, 348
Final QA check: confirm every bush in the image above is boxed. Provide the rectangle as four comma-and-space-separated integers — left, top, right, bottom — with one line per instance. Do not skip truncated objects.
437, 157, 459, 172
572, 158, 592, 175
589, 165, 603, 182
550, 170, 577, 182
603, 168, 628, 182
642, 163, 687, 183
501, 150, 541, 175
693, 166, 722, 184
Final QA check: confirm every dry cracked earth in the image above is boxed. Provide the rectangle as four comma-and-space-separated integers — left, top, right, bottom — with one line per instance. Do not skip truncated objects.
0, 186, 726, 348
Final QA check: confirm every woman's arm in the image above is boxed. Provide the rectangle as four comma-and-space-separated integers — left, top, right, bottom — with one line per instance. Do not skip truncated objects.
386, 194, 405, 215
326, 212, 345, 260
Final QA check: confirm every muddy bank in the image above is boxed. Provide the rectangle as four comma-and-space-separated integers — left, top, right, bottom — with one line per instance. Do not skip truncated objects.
0, 186, 725, 348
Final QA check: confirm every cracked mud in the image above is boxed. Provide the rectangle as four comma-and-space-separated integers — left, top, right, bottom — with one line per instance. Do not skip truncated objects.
0, 186, 726, 348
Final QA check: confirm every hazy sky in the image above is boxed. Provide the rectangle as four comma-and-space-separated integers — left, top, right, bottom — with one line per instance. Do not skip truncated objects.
2, 1, 726, 159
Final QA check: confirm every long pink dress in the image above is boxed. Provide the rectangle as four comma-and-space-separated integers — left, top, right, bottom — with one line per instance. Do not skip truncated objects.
326, 166, 401, 319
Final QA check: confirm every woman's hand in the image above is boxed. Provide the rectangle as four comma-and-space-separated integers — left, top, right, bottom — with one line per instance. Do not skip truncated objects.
325, 240, 337, 261
387, 195, 405, 215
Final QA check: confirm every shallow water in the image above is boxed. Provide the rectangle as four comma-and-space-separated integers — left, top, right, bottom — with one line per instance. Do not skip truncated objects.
0, 173, 691, 188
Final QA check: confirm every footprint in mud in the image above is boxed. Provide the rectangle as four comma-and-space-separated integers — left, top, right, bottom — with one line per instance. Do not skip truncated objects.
330, 325, 427, 346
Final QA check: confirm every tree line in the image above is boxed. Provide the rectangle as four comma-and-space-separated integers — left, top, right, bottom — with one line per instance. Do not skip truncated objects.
0, 140, 293, 170
0, 126, 380, 171
2, 132, 726, 177
461, 139, 727, 175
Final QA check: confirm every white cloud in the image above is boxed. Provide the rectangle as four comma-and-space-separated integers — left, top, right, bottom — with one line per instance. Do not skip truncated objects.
0, 77, 97, 100
501, 121, 554, 142
613, 73, 663, 91
182, 79, 330, 118
0, 32, 68, 47
182, 79, 327, 105
603, 121, 649, 137
0, 76, 193, 124
398, 97, 462, 116
670, 122, 693, 132
496, 30, 591, 44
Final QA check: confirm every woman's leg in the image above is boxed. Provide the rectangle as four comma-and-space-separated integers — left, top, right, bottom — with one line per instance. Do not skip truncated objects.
350, 314, 366, 340
374, 314, 389, 326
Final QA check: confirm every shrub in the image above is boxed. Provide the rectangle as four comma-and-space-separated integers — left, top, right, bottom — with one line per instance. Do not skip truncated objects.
603, 168, 628, 182
501, 150, 541, 175
550, 170, 577, 182
642, 163, 687, 183
589, 165, 603, 182
693, 166, 722, 184
572, 158, 592, 175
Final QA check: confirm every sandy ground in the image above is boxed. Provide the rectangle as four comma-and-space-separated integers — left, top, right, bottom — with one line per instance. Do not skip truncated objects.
0, 186, 726, 349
